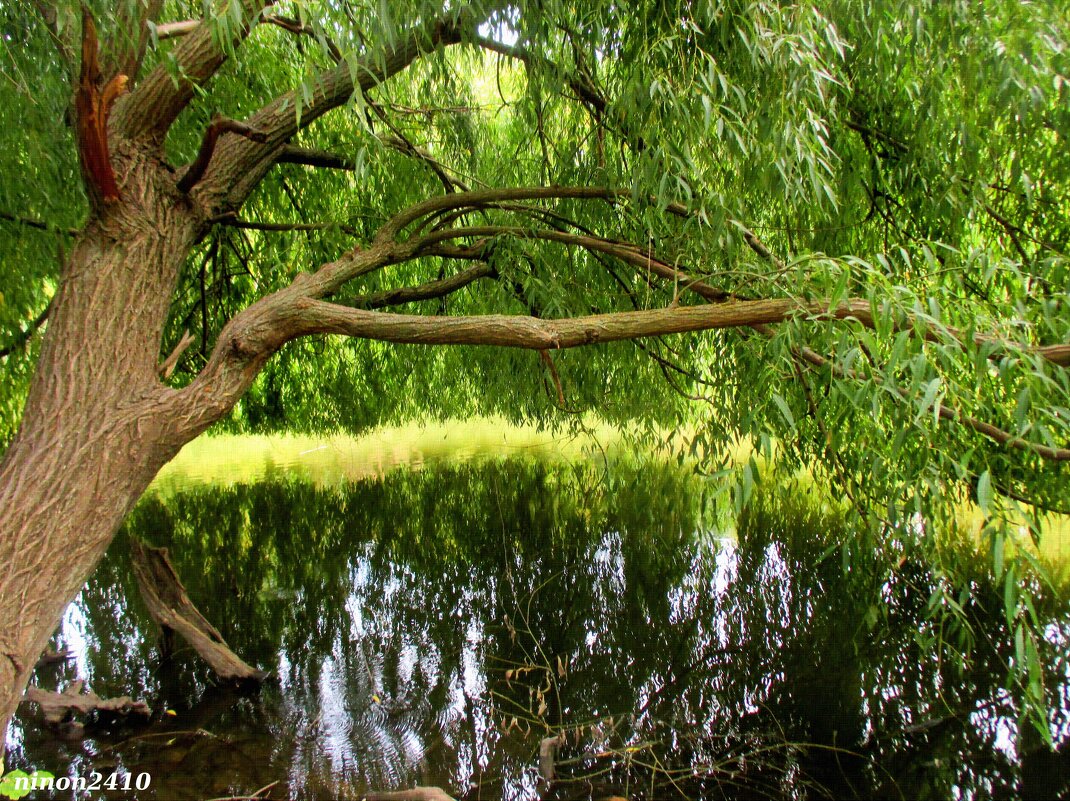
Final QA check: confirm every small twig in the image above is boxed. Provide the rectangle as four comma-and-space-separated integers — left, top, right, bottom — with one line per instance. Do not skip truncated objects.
178, 115, 269, 193
211, 214, 358, 235
0, 211, 78, 236
204, 780, 279, 801
158, 329, 195, 378
153, 19, 200, 40
0, 301, 52, 358
275, 145, 354, 170
263, 15, 342, 62
538, 350, 565, 406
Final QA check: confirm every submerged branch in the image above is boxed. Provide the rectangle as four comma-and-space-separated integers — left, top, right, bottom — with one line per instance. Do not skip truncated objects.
22, 682, 151, 726
362, 789, 456, 801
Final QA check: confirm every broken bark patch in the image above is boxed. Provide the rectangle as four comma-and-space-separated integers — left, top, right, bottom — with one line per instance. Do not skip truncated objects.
129, 539, 269, 683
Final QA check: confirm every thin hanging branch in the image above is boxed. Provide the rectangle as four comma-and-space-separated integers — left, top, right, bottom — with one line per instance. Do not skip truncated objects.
0, 212, 79, 237
336, 263, 495, 309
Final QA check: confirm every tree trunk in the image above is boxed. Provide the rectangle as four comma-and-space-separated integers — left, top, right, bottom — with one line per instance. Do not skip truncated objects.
0, 166, 214, 756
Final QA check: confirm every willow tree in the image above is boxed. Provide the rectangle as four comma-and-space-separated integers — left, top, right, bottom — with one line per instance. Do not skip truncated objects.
0, 0, 1067, 753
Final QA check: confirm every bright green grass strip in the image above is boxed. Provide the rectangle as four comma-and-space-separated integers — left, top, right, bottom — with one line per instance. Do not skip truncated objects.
151, 417, 630, 493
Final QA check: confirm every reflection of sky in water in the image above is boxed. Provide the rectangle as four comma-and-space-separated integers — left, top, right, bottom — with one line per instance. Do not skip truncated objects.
8, 461, 1069, 801
61, 598, 90, 681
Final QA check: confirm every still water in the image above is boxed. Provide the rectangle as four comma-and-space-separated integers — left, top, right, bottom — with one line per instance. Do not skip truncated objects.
6, 445, 1070, 799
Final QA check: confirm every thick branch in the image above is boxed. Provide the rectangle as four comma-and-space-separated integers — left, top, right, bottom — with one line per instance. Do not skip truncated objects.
175, 291, 866, 432
363, 789, 455, 801
119, 0, 269, 139
22, 682, 151, 725
251, 296, 869, 352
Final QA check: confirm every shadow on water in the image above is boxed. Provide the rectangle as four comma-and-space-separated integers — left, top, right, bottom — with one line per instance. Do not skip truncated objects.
7, 458, 1070, 799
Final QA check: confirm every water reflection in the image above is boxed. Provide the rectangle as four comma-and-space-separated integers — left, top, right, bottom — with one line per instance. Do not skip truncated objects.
8, 459, 1070, 800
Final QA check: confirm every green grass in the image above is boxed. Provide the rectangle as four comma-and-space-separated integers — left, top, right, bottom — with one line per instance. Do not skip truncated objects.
151, 417, 629, 494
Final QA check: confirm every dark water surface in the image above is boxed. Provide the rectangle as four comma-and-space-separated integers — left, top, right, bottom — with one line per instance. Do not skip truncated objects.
7, 458, 1070, 799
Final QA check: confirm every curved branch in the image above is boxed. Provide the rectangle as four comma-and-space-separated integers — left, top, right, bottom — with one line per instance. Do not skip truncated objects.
178, 116, 268, 193
374, 186, 625, 244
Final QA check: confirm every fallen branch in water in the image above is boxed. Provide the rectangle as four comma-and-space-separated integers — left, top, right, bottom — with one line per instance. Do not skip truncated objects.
362, 788, 456, 801
129, 539, 269, 682
21, 681, 151, 725
33, 648, 74, 669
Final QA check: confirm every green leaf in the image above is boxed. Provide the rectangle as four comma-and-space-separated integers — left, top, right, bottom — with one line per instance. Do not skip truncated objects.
771, 392, 796, 430
0, 771, 31, 800
976, 470, 992, 515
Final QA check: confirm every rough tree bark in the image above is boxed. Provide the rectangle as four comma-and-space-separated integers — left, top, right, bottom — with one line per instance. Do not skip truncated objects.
0, 171, 209, 755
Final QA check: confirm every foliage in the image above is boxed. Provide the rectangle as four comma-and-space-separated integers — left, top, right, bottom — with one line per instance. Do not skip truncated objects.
0, 0, 1068, 742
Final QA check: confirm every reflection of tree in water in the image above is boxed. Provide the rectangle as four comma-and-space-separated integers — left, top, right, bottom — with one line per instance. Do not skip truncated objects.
10, 460, 1069, 799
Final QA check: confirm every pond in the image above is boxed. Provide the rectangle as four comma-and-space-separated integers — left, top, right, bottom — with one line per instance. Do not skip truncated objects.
6, 432, 1070, 800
